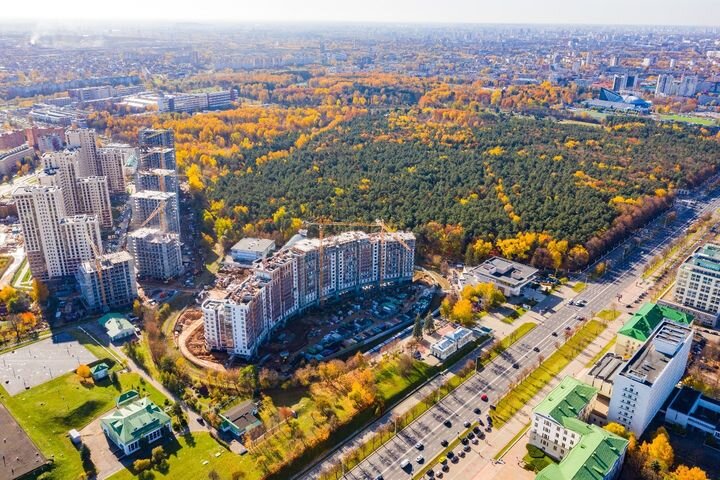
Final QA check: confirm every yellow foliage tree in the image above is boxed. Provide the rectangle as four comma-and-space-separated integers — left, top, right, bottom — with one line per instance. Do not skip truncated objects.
451, 298, 474, 325
648, 431, 674, 468
672, 465, 708, 480
76, 364, 92, 378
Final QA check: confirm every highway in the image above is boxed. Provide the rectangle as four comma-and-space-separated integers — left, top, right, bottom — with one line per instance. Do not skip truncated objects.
313, 187, 720, 480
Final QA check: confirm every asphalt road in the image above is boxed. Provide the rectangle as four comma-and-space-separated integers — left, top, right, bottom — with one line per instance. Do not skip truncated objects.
327, 190, 720, 480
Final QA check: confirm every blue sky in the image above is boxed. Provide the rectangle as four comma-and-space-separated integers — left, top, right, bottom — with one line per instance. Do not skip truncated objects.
4, 0, 720, 25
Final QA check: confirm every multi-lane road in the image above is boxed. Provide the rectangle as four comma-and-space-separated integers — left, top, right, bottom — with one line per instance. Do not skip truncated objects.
308, 188, 720, 480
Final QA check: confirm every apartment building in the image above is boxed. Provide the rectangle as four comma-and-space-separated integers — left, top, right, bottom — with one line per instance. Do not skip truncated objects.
59, 214, 102, 276
673, 243, 720, 327
608, 322, 693, 437
128, 228, 183, 280
532, 376, 628, 480
76, 251, 137, 311
138, 128, 174, 149
66, 128, 101, 177
136, 169, 178, 194
39, 152, 82, 214
77, 177, 113, 229
97, 145, 135, 193
203, 231, 415, 358
130, 190, 180, 234
137, 147, 176, 171
615, 303, 693, 359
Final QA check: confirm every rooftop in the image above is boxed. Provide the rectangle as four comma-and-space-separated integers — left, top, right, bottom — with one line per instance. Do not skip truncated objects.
619, 322, 691, 386
460, 256, 538, 289
131, 190, 175, 200
667, 387, 702, 415
536, 424, 628, 480
98, 313, 134, 338
534, 376, 598, 428
231, 237, 276, 253
221, 400, 262, 433
587, 353, 624, 383
129, 227, 179, 243
101, 393, 171, 445
617, 302, 693, 343
682, 243, 720, 273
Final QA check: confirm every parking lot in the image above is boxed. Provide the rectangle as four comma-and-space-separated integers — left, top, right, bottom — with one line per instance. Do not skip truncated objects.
0, 332, 96, 395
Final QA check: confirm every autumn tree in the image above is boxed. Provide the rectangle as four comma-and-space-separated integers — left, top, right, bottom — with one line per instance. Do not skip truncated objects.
672, 465, 708, 480
451, 298, 474, 326
76, 364, 92, 378
31, 279, 49, 304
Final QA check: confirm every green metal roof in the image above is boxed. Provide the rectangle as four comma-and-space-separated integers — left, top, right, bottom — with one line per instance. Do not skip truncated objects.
101, 395, 171, 445
536, 424, 628, 480
533, 377, 598, 428
617, 303, 693, 343
90, 362, 109, 374
98, 313, 134, 338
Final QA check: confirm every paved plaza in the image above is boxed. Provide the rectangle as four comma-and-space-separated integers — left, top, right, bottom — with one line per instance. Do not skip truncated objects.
0, 332, 96, 395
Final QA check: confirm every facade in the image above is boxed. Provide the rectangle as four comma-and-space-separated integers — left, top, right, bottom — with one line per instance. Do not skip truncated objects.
136, 169, 178, 194
608, 322, 692, 437
665, 387, 720, 440
128, 228, 183, 280
430, 327, 474, 360
138, 128, 174, 149
59, 215, 102, 276
0, 144, 33, 176
673, 243, 720, 327
66, 128, 100, 178
230, 237, 276, 264
615, 303, 693, 359
98, 146, 134, 193
100, 391, 171, 456
76, 251, 138, 311
77, 176, 113, 228
459, 256, 538, 296
203, 230, 415, 358
130, 191, 180, 234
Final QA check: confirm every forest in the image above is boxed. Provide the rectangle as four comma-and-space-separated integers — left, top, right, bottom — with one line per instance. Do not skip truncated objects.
98, 72, 720, 269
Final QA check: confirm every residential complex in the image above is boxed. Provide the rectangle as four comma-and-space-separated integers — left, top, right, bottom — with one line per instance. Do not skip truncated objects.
136, 168, 178, 194
77, 176, 113, 229
202, 230, 415, 358
531, 376, 628, 480
76, 251, 137, 311
130, 190, 180, 234
97, 145, 134, 193
608, 321, 693, 437
459, 256, 538, 296
615, 302, 693, 359
673, 243, 720, 327
128, 228, 183, 280
100, 391, 172, 456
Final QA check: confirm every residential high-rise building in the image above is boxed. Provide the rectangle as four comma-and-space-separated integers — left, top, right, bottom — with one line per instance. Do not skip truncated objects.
76, 251, 137, 311
136, 169, 178, 194
66, 128, 100, 177
608, 321, 692, 437
677, 75, 698, 97
130, 191, 180, 234
77, 176, 113, 229
655, 74, 675, 96
138, 129, 176, 171
59, 214, 102, 275
14, 185, 68, 280
138, 128, 174, 149
97, 145, 135, 193
128, 228, 183, 280
39, 151, 82, 214
673, 243, 720, 327
202, 231, 415, 358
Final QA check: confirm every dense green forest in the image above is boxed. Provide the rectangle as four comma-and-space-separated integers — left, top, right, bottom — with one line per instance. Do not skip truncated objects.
207, 112, 719, 261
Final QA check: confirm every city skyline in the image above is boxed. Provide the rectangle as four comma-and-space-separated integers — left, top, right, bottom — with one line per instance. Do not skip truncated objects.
1, 0, 720, 26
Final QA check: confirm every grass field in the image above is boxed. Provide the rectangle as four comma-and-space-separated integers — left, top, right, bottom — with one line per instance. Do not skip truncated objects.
597, 309, 621, 322
0, 255, 11, 279
572, 282, 587, 293
0, 369, 167, 479
490, 320, 606, 427
109, 432, 242, 480
658, 113, 718, 126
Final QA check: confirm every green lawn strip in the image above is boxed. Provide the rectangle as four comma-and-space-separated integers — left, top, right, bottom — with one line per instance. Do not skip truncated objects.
0, 255, 10, 278
108, 432, 240, 480
658, 114, 717, 126
493, 422, 531, 461
481, 322, 537, 368
572, 282, 587, 293
70, 328, 126, 367
584, 337, 617, 368
10, 257, 27, 286
596, 309, 620, 322
0, 370, 168, 479
490, 320, 606, 428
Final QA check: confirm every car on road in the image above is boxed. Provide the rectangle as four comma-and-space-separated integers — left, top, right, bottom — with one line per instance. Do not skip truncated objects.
552, 331, 558, 337
441, 439, 449, 447
473, 407, 481, 414
415, 442, 424, 450
416, 455, 425, 464
533, 346, 540, 352
512, 363, 520, 369
444, 420, 452, 428
464, 420, 471, 428
375, 476, 384, 480
577, 299, 588, 307
400, 459, 411, 471
481, 394, 489, 402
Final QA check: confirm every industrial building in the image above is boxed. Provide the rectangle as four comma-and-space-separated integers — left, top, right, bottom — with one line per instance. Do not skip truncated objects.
229, 237, 276, 264
76, 251, 138, 311
202, 230, 415, 358
607, 321, 693, 437
128, 228, 183, 280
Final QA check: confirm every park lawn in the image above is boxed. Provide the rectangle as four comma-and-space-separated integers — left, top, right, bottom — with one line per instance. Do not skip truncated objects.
0, 370, 168, 480
658, 113, 717, 126
490, 320, 606, 427
597, 309, 621, 322
375, 357, 433, 401
572, 282, 587, 293
71, 328, 126, 366
109, 432, 244, 480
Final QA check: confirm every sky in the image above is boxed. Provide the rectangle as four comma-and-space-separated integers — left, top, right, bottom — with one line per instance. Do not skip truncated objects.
2, 0, 720, 26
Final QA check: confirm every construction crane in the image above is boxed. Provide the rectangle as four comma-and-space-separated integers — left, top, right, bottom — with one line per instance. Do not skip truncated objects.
136, 199, 168, 232
82, 228, 109, 312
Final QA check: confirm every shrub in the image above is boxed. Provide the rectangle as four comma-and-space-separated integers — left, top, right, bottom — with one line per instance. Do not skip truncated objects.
133, 458, 152, 472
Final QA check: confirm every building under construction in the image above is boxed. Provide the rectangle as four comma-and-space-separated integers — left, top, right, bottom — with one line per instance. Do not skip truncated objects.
76, 251, 137, 311
128, 228, 183, 281
202, 230, 415, 358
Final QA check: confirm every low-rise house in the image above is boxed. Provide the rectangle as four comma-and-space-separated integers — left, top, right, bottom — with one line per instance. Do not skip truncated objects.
219, 401, 262, 439
90, 362, 110, 381
459, 256, 538, 297
665, 387, 720, 440
100, 391, 172, 456
430, 327, 474, 360
230, 238, 275, 264
99, 313, 135, 341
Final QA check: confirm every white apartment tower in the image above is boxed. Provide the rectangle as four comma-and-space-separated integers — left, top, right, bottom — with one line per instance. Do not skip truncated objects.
608, 322, 692, 437
77, 176, 113, 229
673, 243, 720, 327
128, 228, 183, 280
39, 151, 82, 214
66, 128, 101, 177
60, 214, 102, 275
97, 145, 134, 193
